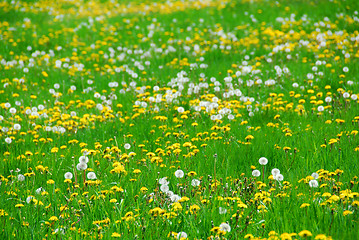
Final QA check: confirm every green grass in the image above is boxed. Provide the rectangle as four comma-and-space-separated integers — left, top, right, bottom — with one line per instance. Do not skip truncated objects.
0, 0, 359, 239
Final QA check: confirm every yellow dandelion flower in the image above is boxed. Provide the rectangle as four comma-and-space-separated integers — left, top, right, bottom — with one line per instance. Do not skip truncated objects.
298, 230, 312, 237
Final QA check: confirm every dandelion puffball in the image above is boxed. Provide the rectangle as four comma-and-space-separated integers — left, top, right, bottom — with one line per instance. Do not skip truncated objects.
259, 157, 268, 165
170, 194, 181, 202
252, 170, 260, 177
271, 168, 280, 176
160, 184, 169, 193
13, 124, 21, 131
79, 156, 89, 163
309, 179, 319, 188
177, 232, 187, 239
18, 174, 25, 181
76, 162, 88, 171
191, 179, 200, 187
124, 143, 131, 150
87, 172, 97, 180
64, 172, 73, 179
175, 169, 184, 178
177, 107, 184, 113
219, 223, 231, 232
311, 172, 319, 179
159, 177, 169, 185
219, 207, 227, 214
274, 174, 284, 181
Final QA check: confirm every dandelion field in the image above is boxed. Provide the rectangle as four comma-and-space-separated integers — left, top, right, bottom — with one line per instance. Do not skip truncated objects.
1, 0, 359, 239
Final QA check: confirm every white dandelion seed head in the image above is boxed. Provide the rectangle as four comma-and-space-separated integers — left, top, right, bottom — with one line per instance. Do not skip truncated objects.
124, 143, 131, 150
274, 174, 284, 181
252, 170, 260, 177
79, 156, 89, 163
13, 124, 21, 131
159, 177, 169, 185
26, 196, 34, 204
271, 168, 280, 176
311, 172, 319, 179
170, 194, 181, 202
87, 172, 96, 180
35, 187, 44, 194
219, 207, 227, 214
9, 108, 17, 114
175, 169, 184, 178
177, 231, 187, 239
259, 157, 268, 165
76, 162, 87, 171
219, 222, 231, 232
325, 96, 332, 103
309, 179, 319, 188
5, 137, 12, 144
64, 172, 73, 180
17, 174, 25, 182
166, 191, 174, 198
317, 105, 324, 112
177, 107, 185, 113
191, 179, 201, 187
160, 184, 169, 193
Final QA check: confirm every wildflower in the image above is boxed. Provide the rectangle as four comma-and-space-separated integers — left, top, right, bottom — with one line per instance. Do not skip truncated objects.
177, 107, 185, 113
271, 168, 280, 176
26, 196, 34, 203
170, 194, 181, 202
317, 106, 324, 112
9, 107, 17, 114
252, 170, 260, 177
76, 162, 87, 171
18, 174, 25, 182
160, 184, 170, 193
124, 143, 131, 149
343, 210, 353, 216
175, 169, 184, 178
177, 231, 187, 239
79, 156, 89, 163
300, 203, 310, 208
5, 137, 12, 144
191, 179, 200, 187
219, 207, 227, 214
274, 174, 284, 181
140, 187, 148, 193
87, 172, 96, 179
311, 172, 319, 179
298, 230, 312, 237
13, 124, 21, 131
36, 187, 44, 194
325, 96, 332, 103
47, 179, 55, 185
64, 172, 73, 179
49, 216, 59, 221
111, 232, 121, 238
159, 177, 169, 185
309, 179, 319, 188
219, 223, 231, 232
259, 157, 268, 165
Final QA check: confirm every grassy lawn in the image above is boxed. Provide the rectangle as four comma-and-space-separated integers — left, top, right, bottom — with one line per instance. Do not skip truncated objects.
0, 0, 359, 239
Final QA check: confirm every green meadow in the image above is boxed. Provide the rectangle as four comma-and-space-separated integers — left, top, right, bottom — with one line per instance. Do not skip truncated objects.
0, 0, 359, 239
